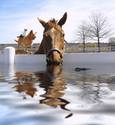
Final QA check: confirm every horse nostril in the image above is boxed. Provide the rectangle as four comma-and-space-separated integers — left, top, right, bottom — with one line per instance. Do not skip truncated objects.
46, 59, 61, 65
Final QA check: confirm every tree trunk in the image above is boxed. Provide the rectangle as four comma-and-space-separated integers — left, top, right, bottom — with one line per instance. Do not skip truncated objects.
83, 40, 85, 52
97, 37, 100, 52
83, 35, 85, 52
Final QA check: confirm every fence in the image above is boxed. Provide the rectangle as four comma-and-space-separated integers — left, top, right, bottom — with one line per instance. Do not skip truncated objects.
1, 47, 115, 65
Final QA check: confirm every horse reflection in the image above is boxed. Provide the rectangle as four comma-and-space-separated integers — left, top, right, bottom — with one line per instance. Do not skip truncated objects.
35, 65, 70, 110
13, 72, 38, 99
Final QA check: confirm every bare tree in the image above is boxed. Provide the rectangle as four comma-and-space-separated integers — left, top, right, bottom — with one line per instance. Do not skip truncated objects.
77, 22, 90, 52
89, 12, 111, 52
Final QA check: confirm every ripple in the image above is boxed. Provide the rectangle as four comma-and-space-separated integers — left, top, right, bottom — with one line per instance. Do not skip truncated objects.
1, 65, 115, 125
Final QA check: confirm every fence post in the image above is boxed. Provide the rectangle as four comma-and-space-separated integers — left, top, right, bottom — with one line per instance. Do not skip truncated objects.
4, 47, 15, 64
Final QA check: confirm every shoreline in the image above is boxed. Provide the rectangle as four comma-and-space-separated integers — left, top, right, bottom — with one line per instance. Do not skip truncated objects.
0, 43, 112, 53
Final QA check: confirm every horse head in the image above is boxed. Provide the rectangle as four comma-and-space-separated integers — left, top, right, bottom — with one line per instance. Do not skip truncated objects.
35, 12, 67, 65
15, 30, 37, 49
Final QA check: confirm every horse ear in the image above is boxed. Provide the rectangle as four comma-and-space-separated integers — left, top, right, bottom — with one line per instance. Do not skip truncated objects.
58, 12, 67, 27
37, 18, 46, 27
30, 30, 33, 33
29, 30, 33, 35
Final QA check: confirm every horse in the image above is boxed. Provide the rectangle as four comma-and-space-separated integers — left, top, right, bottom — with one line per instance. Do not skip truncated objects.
15, 30, 37, 52
35, 12, 67, 65
35, 65, 73, 118
13, 72, 37, 98
35, 65, 69, 109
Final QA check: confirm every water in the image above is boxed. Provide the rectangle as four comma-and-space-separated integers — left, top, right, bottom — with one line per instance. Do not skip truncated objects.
0, 63, 115, 125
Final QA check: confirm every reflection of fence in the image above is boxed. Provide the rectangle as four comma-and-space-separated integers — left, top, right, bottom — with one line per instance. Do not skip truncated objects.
1, 47, 115, 64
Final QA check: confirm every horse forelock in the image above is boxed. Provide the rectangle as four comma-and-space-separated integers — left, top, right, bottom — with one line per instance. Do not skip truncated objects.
47, 19, 58, 28
44, 19, 63, 34
49, 18, 57, 24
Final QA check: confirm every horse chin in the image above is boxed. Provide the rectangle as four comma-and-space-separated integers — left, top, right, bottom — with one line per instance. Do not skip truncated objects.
46, 60, 62, 66
33, 36, 36, 40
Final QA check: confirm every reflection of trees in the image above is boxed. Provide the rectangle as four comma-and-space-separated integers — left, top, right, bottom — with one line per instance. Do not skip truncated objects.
35, 65, 70, 110
13, 72, 38, 99
76, 72, 109, 103
0, 73, 4, 81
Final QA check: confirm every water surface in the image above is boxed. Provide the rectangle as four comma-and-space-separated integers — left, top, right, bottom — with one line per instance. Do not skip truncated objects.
0, 63, 115, 125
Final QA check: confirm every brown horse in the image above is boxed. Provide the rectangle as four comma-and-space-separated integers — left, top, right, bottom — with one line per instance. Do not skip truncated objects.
35, 65, 73, 118
35, 65, 70, 109
13, 72, 38, 98
35, 12, 67, 65
15, 30, 37, 49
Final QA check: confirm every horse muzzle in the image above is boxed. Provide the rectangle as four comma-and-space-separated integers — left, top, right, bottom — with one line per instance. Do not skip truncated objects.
46, 48, 63, 65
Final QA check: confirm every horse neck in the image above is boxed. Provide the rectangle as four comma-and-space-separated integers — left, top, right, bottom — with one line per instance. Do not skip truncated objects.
37, 38, 47, 54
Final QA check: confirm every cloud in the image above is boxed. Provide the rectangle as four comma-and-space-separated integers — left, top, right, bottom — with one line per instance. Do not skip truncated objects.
0, 0, 115, 43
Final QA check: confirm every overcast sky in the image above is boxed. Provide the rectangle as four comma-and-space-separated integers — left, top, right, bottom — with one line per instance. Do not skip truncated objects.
0, 0, 115, 43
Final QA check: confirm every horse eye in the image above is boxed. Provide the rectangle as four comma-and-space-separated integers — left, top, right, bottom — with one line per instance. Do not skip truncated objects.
44, 32, 48, 37
61, 33, 65, 37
